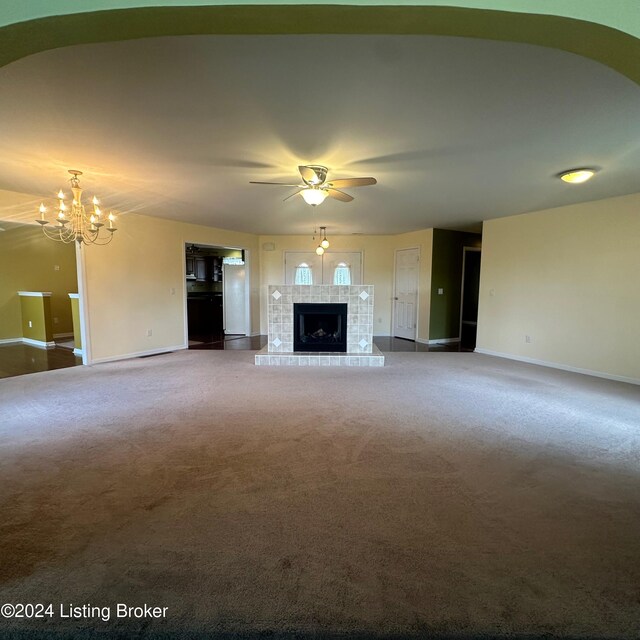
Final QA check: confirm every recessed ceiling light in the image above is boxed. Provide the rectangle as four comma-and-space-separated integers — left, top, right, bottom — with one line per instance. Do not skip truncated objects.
559, 168, 596, 184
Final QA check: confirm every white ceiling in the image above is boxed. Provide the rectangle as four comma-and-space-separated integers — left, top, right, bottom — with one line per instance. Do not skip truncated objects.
0, 34, 638, 235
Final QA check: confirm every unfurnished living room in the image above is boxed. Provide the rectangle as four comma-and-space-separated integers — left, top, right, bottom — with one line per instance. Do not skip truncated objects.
1, 3, 639, 639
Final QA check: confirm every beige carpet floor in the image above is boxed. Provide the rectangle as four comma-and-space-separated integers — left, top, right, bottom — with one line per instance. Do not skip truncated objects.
0, 350, 639, 639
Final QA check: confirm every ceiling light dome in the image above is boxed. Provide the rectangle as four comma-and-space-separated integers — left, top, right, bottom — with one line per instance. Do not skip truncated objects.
559, 168, 596, 184
301, 188, 328, 206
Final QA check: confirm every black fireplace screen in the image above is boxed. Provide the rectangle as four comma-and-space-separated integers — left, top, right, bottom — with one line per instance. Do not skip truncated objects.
293, 303, 348, 352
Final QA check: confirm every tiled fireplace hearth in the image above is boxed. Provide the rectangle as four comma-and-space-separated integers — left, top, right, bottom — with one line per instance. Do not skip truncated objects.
255, 285, 384, 366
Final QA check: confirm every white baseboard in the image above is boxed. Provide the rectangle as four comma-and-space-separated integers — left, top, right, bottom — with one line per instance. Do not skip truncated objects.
54, 332, 74, 339
426, 337, 461, 345
474, 348, 640, 386
90, 344, 188, 365
73, 348, 83, 356
0, 338, 22, 345
22, 337, 56, 349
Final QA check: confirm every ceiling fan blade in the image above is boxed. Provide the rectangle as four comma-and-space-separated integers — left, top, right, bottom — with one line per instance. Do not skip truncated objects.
298, 166, 322, 185
326, 188, 354, 202
283, 190, 303, 202
325, 177, 377, 188
249, 181, 303, 187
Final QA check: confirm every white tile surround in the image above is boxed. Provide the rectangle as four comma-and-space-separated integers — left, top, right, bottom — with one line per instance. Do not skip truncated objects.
255, 285, 384, 367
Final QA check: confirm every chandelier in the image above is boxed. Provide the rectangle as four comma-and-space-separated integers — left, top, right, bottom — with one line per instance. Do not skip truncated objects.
36, 170, 117, 245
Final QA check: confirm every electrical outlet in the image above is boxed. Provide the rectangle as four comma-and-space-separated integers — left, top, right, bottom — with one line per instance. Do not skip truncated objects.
147, 329, 153, 337
438, 288, 444, 295
525, 335, 532, 343
54, 265, 60, 271
28, 320, 32, 328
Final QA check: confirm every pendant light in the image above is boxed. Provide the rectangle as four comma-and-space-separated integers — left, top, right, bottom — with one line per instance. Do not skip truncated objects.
315, 226, 329, 255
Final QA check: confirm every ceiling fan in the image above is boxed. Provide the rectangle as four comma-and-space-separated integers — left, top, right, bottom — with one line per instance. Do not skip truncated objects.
250, 165, 377, 206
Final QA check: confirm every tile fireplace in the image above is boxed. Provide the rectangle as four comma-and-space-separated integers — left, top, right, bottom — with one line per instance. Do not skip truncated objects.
255, 285, 384, 366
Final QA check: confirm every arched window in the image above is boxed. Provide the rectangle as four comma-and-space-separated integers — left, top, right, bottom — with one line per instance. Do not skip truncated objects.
333, 262, 351, 285
294, 262, 313, 285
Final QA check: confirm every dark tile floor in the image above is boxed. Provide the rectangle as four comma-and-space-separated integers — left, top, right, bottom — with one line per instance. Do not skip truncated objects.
189, 334, 267, 350
373, 336, 468, 352
1, 335, 469, 379
0, 343, 82, 379
189, 335, 468, 352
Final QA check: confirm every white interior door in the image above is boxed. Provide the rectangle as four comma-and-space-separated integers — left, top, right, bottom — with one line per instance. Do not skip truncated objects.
394, 248, 419, 340
223, 264, 246, 335
284, 252, 322, 285
323, 253, 362, 285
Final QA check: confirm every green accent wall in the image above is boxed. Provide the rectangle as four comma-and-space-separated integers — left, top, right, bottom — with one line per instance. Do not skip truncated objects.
70, 296, 82, 350
20, 295, 54, 343
429, 229, 482, 340
0, 4, 639, 86
0, 224, 78, 341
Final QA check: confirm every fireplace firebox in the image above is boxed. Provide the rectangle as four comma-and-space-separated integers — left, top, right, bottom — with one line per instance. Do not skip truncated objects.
293, 303, 348, 352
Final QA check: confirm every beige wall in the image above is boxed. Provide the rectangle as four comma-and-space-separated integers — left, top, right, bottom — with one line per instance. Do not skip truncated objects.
476, 193, 640, 382
82, 213, 260, 362
85, 225, 436, 361
0, 224, 77, 341
258, 229, 434, 341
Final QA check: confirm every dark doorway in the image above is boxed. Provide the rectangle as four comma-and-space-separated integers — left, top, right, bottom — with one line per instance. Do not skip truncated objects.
460, 248, 481, 350
185, 243, 245, 346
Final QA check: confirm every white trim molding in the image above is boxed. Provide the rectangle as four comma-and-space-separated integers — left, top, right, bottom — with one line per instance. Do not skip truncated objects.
0, 337, 22, 345
17, 291, 52, 297
90, 344, 187, 365
73, 348, 83, 356
22, 337, 56, 349
426, 337, 461, 345
53, 332, 74, 339
475, 348, 640, 386
68, 293, 79, 299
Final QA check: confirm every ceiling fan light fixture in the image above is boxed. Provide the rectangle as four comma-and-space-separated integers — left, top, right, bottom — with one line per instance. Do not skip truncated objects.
559, 168, 596, 184
301, 188, 328, 206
